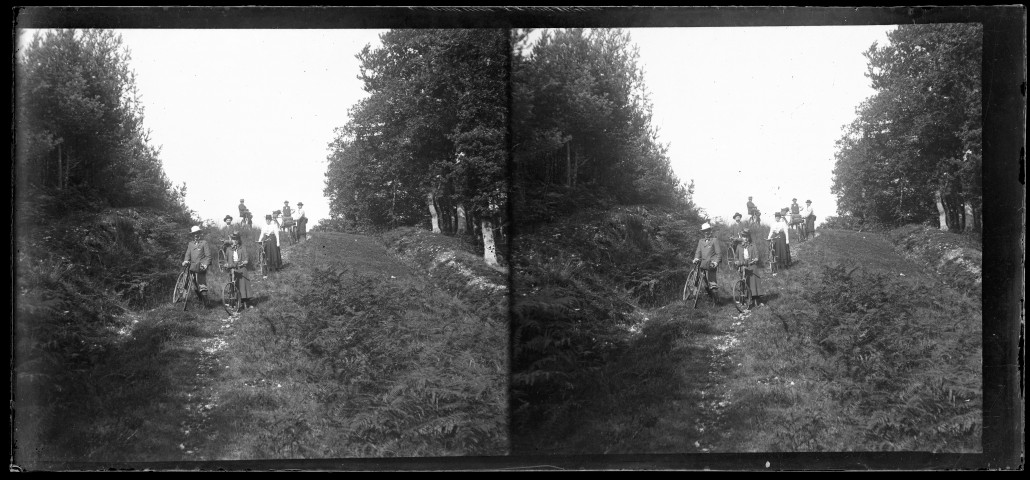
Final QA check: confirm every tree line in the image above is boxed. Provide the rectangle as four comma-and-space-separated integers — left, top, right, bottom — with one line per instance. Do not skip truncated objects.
16, 29, 189, 216
323, 28, 694, 263
831, 24, 982, 233
322, 29, 510, 265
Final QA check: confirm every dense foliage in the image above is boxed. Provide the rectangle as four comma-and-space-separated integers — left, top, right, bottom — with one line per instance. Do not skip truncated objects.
512, 28, 691, 224
14, 29, 197, 457
323, 29, 509, 234
16, 29, 186, 212
511, 204, 706, 435
831, 24, 982, 231
793, 263, 981, 450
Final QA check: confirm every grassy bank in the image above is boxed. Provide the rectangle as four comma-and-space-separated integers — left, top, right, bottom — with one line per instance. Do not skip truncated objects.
15, 228, 508, 465
714, 228, 981, 452
510, 212, 982, 454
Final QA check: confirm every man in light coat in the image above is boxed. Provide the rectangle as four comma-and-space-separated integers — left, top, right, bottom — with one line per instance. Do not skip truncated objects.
693, 222, 723, 292
182, 225, 212, 306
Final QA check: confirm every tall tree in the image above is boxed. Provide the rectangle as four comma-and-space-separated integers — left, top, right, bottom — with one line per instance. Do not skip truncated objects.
324, 29, 509, 264
512, 28, 687, 209
832, 24, 982, 231
15, 29, 180, 212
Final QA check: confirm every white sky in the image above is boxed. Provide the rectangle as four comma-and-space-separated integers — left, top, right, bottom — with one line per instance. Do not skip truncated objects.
18, 29, 387, 225
18, 26, 894, 227
117, 29, 387, 225
626, 26, 895, 224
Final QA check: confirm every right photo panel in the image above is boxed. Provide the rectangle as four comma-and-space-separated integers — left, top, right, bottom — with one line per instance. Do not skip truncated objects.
509, 25, 983, 455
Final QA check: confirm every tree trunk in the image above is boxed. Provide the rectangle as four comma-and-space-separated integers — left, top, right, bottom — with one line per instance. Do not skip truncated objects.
935, 189, 949, 231
482, 217, 499, 267
427, 192, 441, 233
964, 202, 978, 232
565, 141, 572, 187
57, 143, 63, 190
456, 204, 467, 235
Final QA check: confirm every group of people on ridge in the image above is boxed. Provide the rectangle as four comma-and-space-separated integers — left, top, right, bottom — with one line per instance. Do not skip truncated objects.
692, 221, 764, 307
689, 197, 818, 308
181, 199, 309, 311
182, 225, 252, 310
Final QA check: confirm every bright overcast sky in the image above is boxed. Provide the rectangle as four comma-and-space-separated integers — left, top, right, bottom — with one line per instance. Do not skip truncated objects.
627, 26, 896, 224
18, 25, 895, 227
114, 29, 388, 225
16, 29, 387, 225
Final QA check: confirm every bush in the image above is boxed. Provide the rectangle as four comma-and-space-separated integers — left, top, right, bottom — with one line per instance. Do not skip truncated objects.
796, 263, 981, 450
822, 214, 888, 232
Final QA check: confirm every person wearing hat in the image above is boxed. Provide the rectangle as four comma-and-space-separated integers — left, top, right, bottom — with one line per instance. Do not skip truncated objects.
281, 201, 295, 243
767, 211, 791, 270
182, 225, 212, 306
800, 200, 816, 240
295, 201, 307, 242
220, 215, 236, 262
259, 214, 282, 273
733, 228, 763, 305
238, 199, 252, 227
224, 231, 253, 309
790, 198, 800, 215
746, 196, 759, 224
693, 222, 723, 293
729, 212, 746, 259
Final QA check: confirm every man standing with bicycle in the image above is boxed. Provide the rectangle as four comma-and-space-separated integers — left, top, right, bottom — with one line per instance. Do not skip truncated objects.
182, 225, 212, 307
733, 229, 763, 306
224, 232, 253, 309
693, 222, 723, 293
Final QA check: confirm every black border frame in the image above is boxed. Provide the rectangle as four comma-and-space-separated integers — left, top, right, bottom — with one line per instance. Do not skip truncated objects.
10, 5, 1025, 471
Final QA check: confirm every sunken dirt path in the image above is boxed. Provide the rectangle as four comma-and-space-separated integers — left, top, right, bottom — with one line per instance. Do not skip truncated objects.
110, 232, 420, 462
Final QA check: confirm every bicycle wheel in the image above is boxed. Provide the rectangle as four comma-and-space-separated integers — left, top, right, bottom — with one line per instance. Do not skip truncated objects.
683, 268, 699, 302
732, 280, 749, 313
222, 282, 240, 314
172, 269, 188, 304
182, 272, 193, 311
693, 277, 705, 309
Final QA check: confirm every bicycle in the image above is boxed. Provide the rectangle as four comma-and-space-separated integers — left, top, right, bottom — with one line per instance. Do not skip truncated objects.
748, 209, 761, 226
255, 241, 268, 276
172, 262, 207, 311
731, 264, 756, 313
682, 261, 719, 309
767, 238, 780, 274
221, 266, 243, 314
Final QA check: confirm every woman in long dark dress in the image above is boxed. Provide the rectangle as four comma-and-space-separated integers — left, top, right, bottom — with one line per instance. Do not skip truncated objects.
767, 211, 791, 268
259, 214, 281, 273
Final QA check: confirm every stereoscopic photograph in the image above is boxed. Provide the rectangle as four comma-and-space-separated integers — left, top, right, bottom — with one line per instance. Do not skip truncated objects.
11, 6, 1023, 472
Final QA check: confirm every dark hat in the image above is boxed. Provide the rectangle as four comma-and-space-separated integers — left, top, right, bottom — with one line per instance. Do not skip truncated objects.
239, 199, 245, 203
297, 202, 304, 206
792, 198, 797, 202
265, 214, 273, 220
224, 215, 233, 222
806, 199, 812, 204
733, 212, 742, 219
284, 200, 290, 204
774, 211, 782, 217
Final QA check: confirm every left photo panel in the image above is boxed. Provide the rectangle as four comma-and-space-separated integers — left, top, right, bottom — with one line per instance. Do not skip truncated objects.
12, 26, 510, 464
